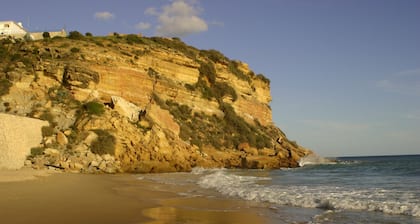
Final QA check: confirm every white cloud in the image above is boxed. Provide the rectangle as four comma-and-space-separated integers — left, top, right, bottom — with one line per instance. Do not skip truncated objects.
145, 0, 208, 37
94, 11, 115, 21
377, 68, 420, 96
135, 22, 151, 30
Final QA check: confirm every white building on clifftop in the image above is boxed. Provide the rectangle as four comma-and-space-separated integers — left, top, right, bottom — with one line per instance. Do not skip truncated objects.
0, 21, 29, 39
0, 20, 67, 40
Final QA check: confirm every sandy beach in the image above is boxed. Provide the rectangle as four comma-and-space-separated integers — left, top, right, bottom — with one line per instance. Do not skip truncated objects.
0, 170, 269, 224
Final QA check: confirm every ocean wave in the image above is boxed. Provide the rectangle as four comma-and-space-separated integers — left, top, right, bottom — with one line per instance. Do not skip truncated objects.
197, 170, 420, 217
191, 167, 226, 175
298, 154, 337, 167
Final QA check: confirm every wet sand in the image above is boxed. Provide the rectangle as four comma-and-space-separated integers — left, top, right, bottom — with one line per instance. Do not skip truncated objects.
0, 171, 268, 224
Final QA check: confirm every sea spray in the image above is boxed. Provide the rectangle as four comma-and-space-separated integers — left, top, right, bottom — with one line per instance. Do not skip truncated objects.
298, 153, 337, 167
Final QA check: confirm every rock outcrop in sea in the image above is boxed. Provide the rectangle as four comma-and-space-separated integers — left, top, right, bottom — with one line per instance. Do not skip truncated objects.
0, 33, 312, 173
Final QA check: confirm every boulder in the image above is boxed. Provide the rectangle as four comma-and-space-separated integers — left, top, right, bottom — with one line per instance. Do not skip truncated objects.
111, 96, 143, 123
83, 131, 98, 146
56, 131, 68, 145
72, 162, 84, 171
98, 161, 107, 171
0, 113, 49, 170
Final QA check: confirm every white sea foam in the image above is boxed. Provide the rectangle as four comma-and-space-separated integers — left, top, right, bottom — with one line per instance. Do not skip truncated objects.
197, 170, 420, 217
298, 154, 337, 167
191, 167, 226, 175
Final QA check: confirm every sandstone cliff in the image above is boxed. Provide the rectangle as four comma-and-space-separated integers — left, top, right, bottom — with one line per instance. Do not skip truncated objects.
0, 34, 312, 173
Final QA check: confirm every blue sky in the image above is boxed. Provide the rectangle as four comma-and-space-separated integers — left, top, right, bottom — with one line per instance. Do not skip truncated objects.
2, 0, 419, 156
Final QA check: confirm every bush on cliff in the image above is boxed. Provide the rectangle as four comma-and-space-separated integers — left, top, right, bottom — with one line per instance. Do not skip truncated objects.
228, 61, 250, 82
198, 61, 216, 84
163, 98, 272, 150
68, 31, 85, 40
30, 147, 45, 156
150, 37, 197, 59
42, 32, 51, 39
90, 129, 116, 155
0, 79, 12, 96
200, 49, 227, 64
70, 47, 80, 53
83, 101, 105, 116
125, 34, 144, 45
256, 74, 270, 84
41, 126, 55, 137
213, 82, 238, 101
48, 86, 79, 107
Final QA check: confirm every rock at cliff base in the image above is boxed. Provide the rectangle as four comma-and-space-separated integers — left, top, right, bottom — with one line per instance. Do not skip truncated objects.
0, 113, 49, 170
56, 131, 68, 145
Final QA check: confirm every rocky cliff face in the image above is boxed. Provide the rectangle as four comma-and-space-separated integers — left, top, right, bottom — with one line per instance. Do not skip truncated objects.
0, 34, 312, 173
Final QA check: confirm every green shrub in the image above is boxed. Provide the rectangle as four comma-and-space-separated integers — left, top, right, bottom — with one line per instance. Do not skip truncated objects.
166, 100, 192, 121
213, 82, 238, 101
184, 83, 195, 91
42, 32, 51, 39
195, 78, 214, 100
90, 129, 116, 155
59, 43, 70, 48
85, 32, 93, 37
31, 147, 45, 156
41, 126, 55, 137
150, 37, 197, 59
10, 53, 23, 62
39, 112, 56, 126
94, 40, 104, 47
256, 74, 270, 84
198, 61, 216, 84
200, 49, 227, 64
125, 34, 144, 45
68, 31, 84, 40
83, 101, 105, 116
0, 79, 12, 96
228, 61, 250, 82
70, 47, 80, 53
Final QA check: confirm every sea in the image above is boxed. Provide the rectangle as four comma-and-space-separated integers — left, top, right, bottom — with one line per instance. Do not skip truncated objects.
136, 155, 420, 224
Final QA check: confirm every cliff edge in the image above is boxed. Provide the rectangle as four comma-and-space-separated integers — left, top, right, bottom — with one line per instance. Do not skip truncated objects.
0, 33, 312, 173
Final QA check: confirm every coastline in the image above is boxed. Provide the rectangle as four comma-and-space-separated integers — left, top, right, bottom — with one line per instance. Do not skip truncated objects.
0, 168, 56, 182
0, 170, 269, 224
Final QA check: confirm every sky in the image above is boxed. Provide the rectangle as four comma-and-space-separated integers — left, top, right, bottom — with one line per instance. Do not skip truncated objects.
2, 0, 419, 157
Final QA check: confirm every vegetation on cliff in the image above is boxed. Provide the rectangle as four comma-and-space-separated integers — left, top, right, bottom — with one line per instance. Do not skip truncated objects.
0, 32, 311, 172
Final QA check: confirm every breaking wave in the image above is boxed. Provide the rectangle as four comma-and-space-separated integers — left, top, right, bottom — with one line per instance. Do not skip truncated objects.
197, 170, 420, 217
298, 154, 337, 167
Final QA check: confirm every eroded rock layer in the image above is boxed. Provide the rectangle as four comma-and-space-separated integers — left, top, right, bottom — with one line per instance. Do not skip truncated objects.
0, 35, 312, 173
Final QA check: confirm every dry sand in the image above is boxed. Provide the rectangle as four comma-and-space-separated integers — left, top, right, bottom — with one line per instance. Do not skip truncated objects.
0, 170, 269, 224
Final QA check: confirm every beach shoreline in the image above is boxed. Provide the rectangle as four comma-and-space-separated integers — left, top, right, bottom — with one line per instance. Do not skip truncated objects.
0, 169, 270, 224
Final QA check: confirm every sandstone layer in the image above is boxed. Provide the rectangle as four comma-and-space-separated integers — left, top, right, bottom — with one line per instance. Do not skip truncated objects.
0, 35, 312, 173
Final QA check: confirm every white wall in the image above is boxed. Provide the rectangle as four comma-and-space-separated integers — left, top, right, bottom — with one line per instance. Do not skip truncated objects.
0, 21, 28, 39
